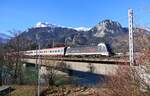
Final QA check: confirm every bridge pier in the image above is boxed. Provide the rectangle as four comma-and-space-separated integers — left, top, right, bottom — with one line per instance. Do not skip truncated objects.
39, 66, 48, 84
23, 63, 26, 68
39, 66, 47, 75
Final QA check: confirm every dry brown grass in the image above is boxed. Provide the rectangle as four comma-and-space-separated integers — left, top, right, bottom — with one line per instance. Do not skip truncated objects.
41, 85, 100, 96
10, 85, 36, 96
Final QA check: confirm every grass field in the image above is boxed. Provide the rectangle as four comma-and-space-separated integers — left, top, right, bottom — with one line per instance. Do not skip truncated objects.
10, 85, 36, 96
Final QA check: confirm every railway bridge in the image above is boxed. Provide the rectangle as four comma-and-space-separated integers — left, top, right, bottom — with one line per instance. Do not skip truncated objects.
22, 56, 129, 76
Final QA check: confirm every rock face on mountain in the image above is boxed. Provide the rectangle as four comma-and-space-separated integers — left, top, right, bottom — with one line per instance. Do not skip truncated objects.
17, 20, 150, 53
90, 20, 126, 37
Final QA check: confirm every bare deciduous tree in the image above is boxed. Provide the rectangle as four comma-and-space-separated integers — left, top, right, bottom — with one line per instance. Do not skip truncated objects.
3, 30, 34, 84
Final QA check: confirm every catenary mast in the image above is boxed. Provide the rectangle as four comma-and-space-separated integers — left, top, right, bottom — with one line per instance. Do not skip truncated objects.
128, 9, 134, 66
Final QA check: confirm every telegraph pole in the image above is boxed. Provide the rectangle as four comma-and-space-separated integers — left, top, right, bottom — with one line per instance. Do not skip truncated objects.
52, 39, 54, 48
36, 34, 40, 96
128, 9, 134, 66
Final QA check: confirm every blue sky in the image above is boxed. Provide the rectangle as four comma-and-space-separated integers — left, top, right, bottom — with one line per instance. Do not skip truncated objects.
0, 0, 150, 34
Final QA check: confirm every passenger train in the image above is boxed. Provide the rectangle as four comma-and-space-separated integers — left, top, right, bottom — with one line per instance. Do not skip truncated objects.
24, 43, 110, 57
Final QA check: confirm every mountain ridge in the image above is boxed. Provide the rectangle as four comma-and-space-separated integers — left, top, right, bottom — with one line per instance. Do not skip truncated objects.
9, 19, 150, 53
0, 33, 10, 43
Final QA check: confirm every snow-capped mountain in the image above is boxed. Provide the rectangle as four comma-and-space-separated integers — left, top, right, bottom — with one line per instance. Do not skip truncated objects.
73, 27, 91, 31
34, 22, 57, 28
11, 19, 150, 53
34, 22, 91, 31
